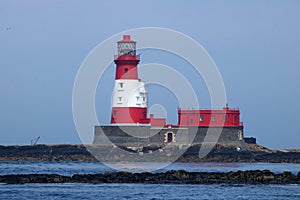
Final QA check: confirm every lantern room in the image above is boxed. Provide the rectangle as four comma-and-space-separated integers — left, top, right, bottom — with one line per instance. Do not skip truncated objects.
117, 35, 137, 56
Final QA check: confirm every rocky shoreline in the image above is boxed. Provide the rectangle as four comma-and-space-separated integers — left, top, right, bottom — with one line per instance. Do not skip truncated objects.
0, 144, 299, 163
0, 170, 299, 184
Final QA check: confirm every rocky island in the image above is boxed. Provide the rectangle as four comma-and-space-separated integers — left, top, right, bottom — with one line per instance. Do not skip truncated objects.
0, 143, 299, 163
0, 170, 299, 184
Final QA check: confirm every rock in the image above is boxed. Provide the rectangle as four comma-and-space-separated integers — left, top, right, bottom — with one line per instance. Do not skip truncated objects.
0, 170, 299, 185
0, 144, 299, 163
282, 171, 292, 177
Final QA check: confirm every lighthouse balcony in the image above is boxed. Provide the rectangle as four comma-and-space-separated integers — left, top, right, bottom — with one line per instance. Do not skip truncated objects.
114, 54, 140, 60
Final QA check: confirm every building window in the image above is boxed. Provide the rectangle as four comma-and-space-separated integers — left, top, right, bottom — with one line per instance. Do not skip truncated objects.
143, 97, 146, 101
237, 130, 243, 140
200, 116, 204, 121
136, 96, 139, 101
124, 68, 128, 73
118, 97, 122, 101
223, 116, 227, 121
119, 83, 123, 88
212, 116, 215, 121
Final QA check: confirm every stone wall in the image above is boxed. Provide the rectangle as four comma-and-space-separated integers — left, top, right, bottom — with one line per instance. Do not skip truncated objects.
94, 125, 244, 146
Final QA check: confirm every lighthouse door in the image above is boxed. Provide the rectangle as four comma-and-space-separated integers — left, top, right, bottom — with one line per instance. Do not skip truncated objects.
165, 132, 175, 143
168, 132, 173, 142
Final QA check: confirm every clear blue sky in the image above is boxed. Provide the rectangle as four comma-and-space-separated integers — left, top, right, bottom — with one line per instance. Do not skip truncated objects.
0, 1, 299, 149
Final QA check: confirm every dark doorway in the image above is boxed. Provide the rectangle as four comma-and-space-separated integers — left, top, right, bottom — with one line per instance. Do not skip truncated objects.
167, 132, 173, 143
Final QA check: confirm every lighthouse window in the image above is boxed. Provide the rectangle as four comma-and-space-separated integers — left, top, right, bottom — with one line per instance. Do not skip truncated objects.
223, 116, 227, 121
212, 116, 215, 121
200, 116, 204, 121
124, 68, 128, 73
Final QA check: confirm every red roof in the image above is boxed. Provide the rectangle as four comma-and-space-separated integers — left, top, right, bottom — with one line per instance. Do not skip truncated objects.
118, 35, 136, 43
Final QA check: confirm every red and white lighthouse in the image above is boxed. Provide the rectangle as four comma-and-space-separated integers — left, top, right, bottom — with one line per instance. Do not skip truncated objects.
111, 35, 149, 124
94, 35, 245, 146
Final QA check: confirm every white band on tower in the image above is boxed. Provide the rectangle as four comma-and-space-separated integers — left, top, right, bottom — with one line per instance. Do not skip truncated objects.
112, 79, 147, 108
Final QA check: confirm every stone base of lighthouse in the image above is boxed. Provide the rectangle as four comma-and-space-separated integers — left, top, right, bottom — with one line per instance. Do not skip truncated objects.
93, 125, 245, 147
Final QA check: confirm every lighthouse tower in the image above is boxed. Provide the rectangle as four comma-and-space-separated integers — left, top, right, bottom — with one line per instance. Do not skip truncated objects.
111, 35, 148, 124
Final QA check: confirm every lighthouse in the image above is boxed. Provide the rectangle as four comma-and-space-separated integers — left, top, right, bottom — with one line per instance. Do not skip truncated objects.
94, 35, 245, 146
111, 35, 148, 124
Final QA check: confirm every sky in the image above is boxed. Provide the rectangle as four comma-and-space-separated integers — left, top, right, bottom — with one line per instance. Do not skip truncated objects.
0, 1, 299, 149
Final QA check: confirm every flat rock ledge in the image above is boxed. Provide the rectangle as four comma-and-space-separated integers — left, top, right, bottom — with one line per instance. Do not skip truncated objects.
1, 144, 300, 163
1, 170, 300, 184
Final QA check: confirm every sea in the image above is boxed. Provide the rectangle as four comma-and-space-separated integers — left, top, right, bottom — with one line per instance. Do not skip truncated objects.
0, 161, 299, 200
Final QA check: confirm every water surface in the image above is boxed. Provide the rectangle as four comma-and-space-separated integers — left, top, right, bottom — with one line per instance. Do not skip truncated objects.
0, 161, 300, 175
1, 162, 299, 199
